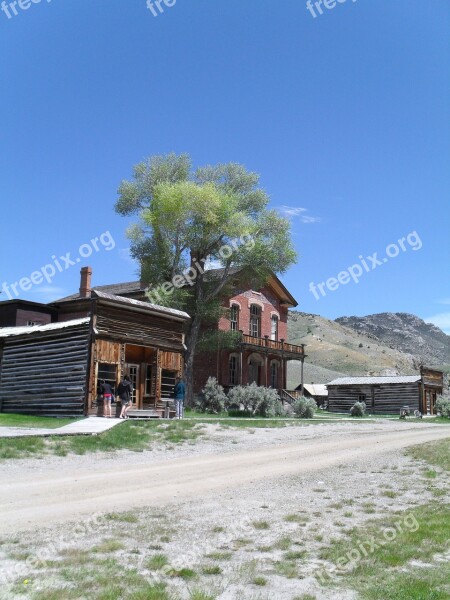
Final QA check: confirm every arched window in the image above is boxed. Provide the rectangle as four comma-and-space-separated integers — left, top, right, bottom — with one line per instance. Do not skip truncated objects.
230, 304, 239, 331
270, 315, 279, 341
250, 304, 261, 338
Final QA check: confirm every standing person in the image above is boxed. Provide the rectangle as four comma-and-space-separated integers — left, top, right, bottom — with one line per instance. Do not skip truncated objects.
100, 379, 114, 418
117, 375, 133, 419
173, 376, 185, 419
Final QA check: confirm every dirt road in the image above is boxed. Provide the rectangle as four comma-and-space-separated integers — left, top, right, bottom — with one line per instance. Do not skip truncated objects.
1, 424, 449, 535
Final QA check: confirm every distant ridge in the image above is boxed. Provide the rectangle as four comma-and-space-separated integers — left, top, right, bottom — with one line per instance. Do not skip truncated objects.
335, 312, 450, 369
286, 310, 449, 389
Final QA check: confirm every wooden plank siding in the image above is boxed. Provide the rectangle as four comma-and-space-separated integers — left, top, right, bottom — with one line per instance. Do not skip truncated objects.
328, 382, 421, 414
0, 321, 90, 417
95, 303, 185, 352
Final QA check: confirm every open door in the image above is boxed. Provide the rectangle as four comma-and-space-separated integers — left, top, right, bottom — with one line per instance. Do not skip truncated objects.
125, 363, 140, 408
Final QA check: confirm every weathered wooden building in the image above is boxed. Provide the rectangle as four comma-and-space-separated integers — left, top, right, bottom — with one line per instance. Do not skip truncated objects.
0, 270, 189, 417
295, 383, 328, 407
327, 369, 444, 415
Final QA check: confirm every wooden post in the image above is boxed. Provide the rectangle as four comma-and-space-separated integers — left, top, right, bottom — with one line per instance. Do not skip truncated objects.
264, 336, 269, 387
300, 358, 304, 397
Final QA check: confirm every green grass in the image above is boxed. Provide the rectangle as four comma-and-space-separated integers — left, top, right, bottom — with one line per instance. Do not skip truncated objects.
146, 554, 169, 570
318, 503, 450, 599
0, 420, 206, 460
0, 414, 80, 429
406, 438, 450, 472
252, 520, 270, 530
200, 564, 222, 575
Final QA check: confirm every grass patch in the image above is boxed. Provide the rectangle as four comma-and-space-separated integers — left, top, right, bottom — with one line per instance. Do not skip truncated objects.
105, 511, 139, 523
252, 576, 267, 586
201, 564, 222, 575
92, 539, 124, 553
274, 536, 293, 550
0, 420, 206, 460
147, 554, 169, 570
0, 436, 46, 459
274, 559, 298, 579
0, 414, 80, 429
284, 550, 307, 560
204, 551, 232, 560
318, 504, 450, 599
284, 513, 309, 523
252, 520, 270, 530
381, 490, 398, 499
406, 438, 450, 472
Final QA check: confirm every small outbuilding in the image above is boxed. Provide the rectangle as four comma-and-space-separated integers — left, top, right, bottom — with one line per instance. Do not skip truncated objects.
295, 383, 328, 407
327, 368, 444, 415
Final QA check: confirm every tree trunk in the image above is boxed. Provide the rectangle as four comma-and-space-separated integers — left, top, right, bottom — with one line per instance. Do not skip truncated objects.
184, 315, 202, 407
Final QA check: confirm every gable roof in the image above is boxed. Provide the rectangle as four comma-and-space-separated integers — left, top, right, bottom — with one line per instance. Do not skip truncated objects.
55, 281, 144, 303
53, 268, 298, 307
92, 290, 190, 321
302, 383, 328, 396
326, 376, 421, 386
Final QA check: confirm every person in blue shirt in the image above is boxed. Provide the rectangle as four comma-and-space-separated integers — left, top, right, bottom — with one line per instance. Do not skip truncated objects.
173, 377, 186, 419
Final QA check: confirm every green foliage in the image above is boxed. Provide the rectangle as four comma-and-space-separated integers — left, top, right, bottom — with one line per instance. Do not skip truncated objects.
198, 377, 228, 413
116, 153, 296, 296
435, 395, 450, 418
292, 396, 317, 419
350, 401, 366, 417
227, 383, 284, 417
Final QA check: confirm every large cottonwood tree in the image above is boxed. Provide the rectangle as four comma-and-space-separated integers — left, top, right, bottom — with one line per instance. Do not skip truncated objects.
116, 153, 296, 403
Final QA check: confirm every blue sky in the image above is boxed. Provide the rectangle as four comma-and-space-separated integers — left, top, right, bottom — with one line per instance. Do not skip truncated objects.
1, 0, 449, 332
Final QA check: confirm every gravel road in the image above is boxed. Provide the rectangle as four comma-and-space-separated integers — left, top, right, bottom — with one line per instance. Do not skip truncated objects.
1, 421, 449, 535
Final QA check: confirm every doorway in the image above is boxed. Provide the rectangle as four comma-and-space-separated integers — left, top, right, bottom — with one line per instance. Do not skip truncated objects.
125, 364, 140, 408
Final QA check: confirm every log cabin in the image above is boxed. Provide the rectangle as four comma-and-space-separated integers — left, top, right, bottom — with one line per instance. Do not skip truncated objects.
327, 367, 444, 415
0, 268, 189, 417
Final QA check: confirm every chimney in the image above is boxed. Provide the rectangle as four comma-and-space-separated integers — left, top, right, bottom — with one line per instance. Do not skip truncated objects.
79, 266, 92, 298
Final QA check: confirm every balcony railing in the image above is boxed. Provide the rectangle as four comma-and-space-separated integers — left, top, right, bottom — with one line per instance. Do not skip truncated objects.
240, 333, 305, 356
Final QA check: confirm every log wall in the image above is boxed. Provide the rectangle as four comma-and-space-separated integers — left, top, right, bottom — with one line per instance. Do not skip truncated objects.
0, 321, 91, 417
328, 382, 420, 414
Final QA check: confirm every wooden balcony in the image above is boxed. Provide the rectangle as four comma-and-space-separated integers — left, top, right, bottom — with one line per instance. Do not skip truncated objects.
240, 333, 305, 359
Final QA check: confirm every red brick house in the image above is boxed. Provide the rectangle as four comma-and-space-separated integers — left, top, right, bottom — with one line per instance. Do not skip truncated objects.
193, 272, 306, 397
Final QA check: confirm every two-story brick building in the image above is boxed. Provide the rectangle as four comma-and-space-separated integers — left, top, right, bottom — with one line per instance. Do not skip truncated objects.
192, 272, 306, 397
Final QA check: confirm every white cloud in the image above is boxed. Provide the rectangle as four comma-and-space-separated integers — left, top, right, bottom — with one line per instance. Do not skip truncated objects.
437, 298, 450, 305
425, 312, 450, 335
276, 206, 321, 224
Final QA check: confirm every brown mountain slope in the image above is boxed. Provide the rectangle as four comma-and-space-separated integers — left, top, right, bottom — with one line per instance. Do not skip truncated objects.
286, 311, 421, 388
335, 313, 450, 370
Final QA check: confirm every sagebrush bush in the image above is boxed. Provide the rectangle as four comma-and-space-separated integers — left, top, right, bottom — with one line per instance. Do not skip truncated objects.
292, 396, 317, 419
350, 401, 366, 417
227, 384, 284, 417
436, 395, 450, 418
198, 377, 227, 413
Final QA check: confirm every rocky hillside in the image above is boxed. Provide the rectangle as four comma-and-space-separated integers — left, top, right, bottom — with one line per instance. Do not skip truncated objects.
286, 311, 418, 388
286, 310, 449, 389
335, 313, 450, 370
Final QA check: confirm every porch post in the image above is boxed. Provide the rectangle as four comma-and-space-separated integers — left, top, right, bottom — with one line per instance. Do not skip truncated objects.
300, 358, 304, 397
264, 335, 269, 387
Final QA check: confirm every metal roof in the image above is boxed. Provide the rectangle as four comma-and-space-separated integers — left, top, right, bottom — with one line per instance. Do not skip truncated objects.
55, 281, 143, 302
326, 376, 421, 386
0, 317, 90, 338
93, 290, 190, 320
303, 383, 328, 396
